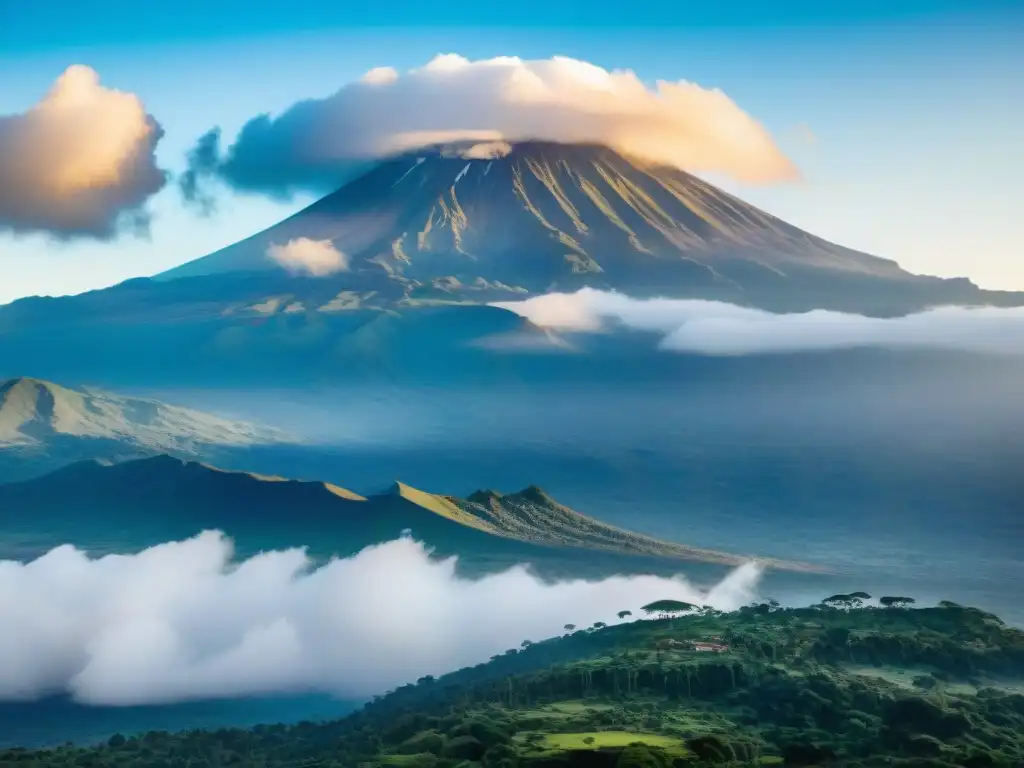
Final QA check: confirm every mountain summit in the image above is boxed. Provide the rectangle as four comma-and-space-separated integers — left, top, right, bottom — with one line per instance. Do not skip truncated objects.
159, 141, 990, 313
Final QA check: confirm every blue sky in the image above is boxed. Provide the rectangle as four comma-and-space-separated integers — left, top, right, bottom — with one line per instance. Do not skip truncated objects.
1, 0, 1022, 303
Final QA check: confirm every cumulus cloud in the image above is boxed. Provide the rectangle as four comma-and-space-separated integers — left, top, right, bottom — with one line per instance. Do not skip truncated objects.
0, 532, 762, 705
182, 54, 796, 201
266, 237, 349, 276
496, 288, 1024, 356
0, 65, 166, 238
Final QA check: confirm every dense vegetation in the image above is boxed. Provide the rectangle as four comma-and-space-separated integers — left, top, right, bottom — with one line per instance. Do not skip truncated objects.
3, 597, 1022, 767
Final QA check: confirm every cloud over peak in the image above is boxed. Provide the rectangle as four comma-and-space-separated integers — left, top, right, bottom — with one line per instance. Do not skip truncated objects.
0, 66, 167, 239
182, 54, 797, 201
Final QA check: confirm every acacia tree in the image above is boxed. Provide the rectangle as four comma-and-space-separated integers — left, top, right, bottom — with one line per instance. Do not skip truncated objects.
564, 624, 576, 634
617, 610, 633, 620
880, 596, 916, 609
846, 592, 871, 609
641, 599, 696, 626
822, 594, 851, 610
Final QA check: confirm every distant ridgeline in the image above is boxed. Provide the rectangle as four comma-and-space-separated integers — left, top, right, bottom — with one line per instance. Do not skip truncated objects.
4, 597, 1022, 767
0, 454, 812, 577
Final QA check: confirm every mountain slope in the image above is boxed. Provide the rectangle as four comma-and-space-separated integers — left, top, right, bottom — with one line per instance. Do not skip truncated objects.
0, 378, 288, 481
0, 455, 811, 575
157, 141, 993, 313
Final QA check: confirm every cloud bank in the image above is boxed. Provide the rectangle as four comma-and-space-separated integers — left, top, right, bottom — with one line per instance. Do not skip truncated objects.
182, 54, 796, 200
0, 66, 167, 239
266, 237, 349, 276
496, 289, 1024, 356
0, 532, 762, 705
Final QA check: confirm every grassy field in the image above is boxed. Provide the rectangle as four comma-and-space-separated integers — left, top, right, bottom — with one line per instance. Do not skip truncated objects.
377, 756, 431, 766
844, 663, 923, 689
537, 731, 682, 750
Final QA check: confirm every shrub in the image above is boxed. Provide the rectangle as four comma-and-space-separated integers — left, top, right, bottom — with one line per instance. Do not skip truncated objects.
397, 730, 447, 755
688, 735, 733, 763
616, 745, 669, 767
442, 735, 486, 761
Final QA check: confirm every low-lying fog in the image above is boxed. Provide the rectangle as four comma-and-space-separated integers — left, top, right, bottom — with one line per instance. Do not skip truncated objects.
0, 533, 763, 705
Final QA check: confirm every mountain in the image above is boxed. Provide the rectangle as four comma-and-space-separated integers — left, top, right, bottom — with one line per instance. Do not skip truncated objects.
1, 142, 1019, 388
0, 378, 288, 482
158, 141, 1002, 315
0, 455, 812, 576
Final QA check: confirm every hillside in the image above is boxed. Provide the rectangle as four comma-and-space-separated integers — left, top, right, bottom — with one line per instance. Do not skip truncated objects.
9, 599, 1023, 765
0, 377, 288, 482
0, 455, 810, 576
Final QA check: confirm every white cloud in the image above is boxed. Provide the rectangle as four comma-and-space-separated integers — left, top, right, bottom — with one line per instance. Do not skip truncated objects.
266, 237, 349, 276
496, 288, 1024, 356
183, 54, 796, 198
0, 532, 762, 705
0, 66, 166, 238
360, 66, 400, 86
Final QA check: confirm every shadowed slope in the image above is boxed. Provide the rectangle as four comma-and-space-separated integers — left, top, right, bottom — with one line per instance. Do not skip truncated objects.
458, 485, 752, 564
